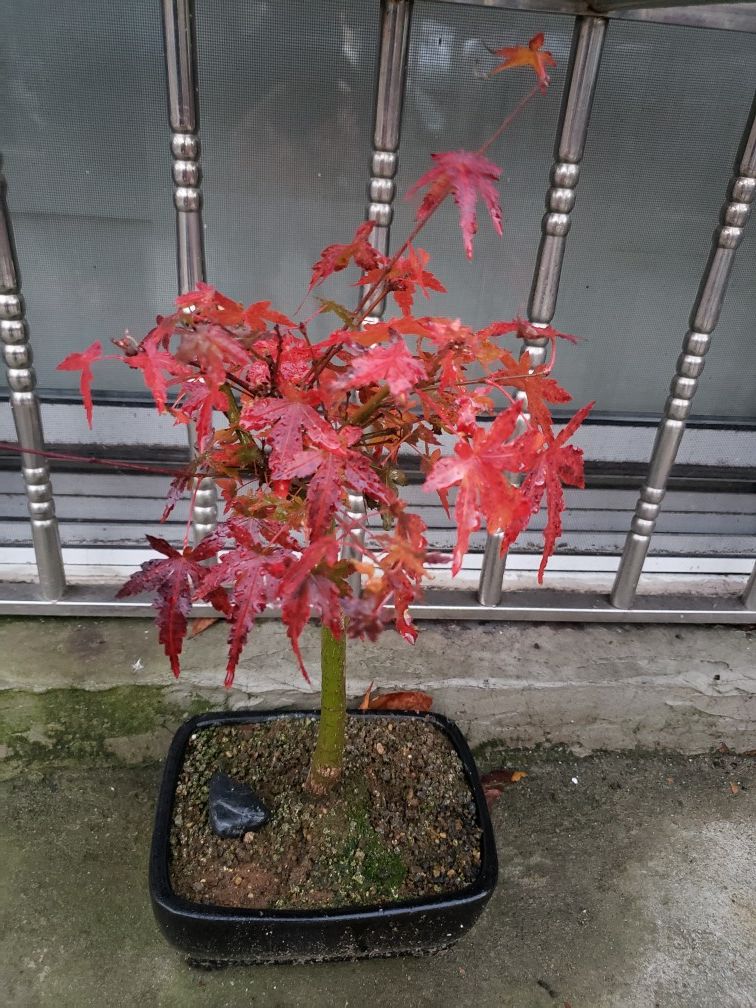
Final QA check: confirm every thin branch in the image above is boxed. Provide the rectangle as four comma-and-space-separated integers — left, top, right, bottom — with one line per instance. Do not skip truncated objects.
0, 441, 191, 478
351, 386, 391, 427
478, 83, 541, 155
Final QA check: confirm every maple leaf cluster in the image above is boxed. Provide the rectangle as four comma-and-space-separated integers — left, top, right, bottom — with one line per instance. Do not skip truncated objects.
57, 33, 590, 685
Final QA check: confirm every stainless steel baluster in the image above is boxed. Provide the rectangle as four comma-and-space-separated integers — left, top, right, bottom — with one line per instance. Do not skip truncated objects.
0, 162, 66, 599
744, 565, 756, 610
343, 493, 368, 598
611, 96, 756, 609
161, 0, 217, 541
478, 16, 607, 606
344, 0, 414, 596
363, 0, 413, 326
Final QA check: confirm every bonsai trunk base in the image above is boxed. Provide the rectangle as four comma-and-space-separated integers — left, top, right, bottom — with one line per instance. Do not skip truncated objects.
149, 709, 498, 966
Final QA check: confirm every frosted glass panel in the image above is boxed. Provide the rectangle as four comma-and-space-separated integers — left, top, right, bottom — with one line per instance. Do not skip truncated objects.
393, 4, 756, 418
0, 0, 175, 395
0, 0, 379, 394
1, 0, 754, 421
195, 0, 379, 339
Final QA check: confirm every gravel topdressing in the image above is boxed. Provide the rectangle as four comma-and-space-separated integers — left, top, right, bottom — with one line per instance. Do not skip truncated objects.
169, 715, 484, 910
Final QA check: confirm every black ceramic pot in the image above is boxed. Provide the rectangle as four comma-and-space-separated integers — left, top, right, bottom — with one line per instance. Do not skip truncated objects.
149, 709, 498, 966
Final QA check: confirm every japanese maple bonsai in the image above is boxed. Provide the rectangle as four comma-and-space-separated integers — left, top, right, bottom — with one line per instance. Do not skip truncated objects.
56, 34, 589, 951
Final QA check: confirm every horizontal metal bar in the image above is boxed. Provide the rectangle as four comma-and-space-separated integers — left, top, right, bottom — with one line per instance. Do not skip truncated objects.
588, 0, 752, 13
0, 582, 753, 622
433, 0, 756, 32
2, 544, 752, 576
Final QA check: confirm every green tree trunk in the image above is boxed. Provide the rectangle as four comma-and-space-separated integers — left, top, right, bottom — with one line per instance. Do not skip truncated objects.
305, 619, 347, 795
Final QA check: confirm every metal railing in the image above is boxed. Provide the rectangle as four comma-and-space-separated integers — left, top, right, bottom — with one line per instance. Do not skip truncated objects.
162, 0, 218, 543
0, 0, 754, 621
478, 14, 607, 606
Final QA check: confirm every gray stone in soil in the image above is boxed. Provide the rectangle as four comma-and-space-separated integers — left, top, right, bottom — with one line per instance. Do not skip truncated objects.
207, 772, 270, 838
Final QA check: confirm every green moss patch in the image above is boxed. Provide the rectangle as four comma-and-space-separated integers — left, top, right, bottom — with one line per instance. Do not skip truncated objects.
0, 686, 207, 778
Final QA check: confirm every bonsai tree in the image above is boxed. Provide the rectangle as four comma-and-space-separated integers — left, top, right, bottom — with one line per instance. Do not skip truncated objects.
58, 35, 591, 795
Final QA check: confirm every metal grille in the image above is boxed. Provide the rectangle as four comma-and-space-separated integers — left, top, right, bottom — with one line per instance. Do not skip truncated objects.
0, 0, 755, 621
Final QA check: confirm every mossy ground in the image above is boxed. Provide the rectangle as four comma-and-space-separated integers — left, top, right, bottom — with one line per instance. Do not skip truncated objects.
0, 686, 210, 779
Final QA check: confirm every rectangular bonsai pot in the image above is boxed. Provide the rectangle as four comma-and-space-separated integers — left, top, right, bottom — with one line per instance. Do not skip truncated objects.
149, 708, 498, 965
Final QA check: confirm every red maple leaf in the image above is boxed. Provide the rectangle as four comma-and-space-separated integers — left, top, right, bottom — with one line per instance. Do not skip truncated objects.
160, 468, 196, 522
277, 448, 343, 539
278, 539, 346, 680
342, 337, 427, 397
487, 349, 572, 434
175, 324, 250, 390
369, 509, 431, 642
115, 534, 222, 677
263, 334, 316, 386
242, 300, 294, 331
124, 336, 193, 413
341, 595, 390, 641
309, 221, 385, 289
480, 317, 578, 346
175, 282, 245, 327
197, 548, 281, 686
406, 150, 503, 259
488, 32, 557, 91
423, 404, 540, 574
502, 401, 594, 581
358, 245, 446, 316
274, 429, 394, 536
56, 341, 102, 427
240, 397, 339, 472
172, 378, 227, 450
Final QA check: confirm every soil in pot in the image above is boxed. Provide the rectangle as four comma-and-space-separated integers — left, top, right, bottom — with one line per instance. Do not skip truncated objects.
169, 715, 483, 911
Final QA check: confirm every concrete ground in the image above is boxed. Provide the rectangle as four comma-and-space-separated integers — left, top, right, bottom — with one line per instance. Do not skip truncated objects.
1, 750, 754, 1008
1, 616, 755, 1006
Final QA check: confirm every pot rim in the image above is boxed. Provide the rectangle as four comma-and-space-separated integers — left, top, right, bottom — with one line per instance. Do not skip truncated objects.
150, 708, 498, 923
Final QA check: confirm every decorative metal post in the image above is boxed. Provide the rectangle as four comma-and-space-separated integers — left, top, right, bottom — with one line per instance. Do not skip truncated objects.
342, 0, 414, 596
342, 493, 368, 597
363, 0, 413, 325
611, 95, 756, 609
161, 0, 217, 541
744, 565, 756, 610
478, 16, 607, 605
0, 162, 66, 600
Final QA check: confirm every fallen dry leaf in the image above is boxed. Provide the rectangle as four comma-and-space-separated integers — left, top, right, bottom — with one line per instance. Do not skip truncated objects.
741, 748, 756, 757
483, 788, 500, 809
481, 767, 528, 807
730, 782, 740, 796
481, 768, 528, 786
359, 684, 433, 712
189, 616, 221, 638
717, 741, 732, 754
358, 681, 375, 710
